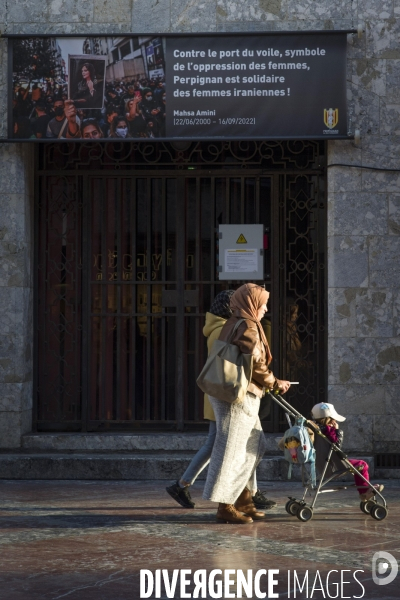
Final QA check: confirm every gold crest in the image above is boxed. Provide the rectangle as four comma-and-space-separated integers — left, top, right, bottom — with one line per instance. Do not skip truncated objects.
324, 108, 338, 129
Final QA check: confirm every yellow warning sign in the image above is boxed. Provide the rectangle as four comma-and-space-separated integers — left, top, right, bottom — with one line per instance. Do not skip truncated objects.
236, 234, 247, 244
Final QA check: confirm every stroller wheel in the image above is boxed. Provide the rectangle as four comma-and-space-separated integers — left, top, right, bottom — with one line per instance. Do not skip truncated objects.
364, 500, 376, 514
370, 504, 388, 521
285, 500, 300, 516
297, 506, 313, 522
360, 501, 371, 514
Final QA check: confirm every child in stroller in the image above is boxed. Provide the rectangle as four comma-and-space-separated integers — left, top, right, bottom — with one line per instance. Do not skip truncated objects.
311, 402, 384, 501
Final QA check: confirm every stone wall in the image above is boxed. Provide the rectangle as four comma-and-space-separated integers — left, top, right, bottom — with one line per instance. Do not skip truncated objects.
0, 0, 399, 451
326, 16, 400, 454
0, 143, 34, 448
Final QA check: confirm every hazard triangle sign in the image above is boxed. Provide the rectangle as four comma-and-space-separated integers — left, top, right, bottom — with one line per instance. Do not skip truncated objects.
236, 234, 247, 244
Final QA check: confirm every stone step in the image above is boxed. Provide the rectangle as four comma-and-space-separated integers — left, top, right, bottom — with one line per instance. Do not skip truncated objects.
375, 468, 400, 479
0, 452, 281, 480
21, 432, 284, 454
0, 452, 377, 481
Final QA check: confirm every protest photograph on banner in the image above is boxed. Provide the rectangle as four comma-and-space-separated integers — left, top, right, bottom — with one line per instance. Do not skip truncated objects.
11, 36, 166, 140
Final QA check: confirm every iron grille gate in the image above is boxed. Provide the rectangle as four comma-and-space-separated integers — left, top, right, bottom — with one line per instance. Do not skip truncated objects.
35, 141, 327, 432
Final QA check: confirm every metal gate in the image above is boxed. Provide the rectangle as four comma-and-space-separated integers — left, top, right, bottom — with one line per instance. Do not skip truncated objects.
35, 141, 326, 432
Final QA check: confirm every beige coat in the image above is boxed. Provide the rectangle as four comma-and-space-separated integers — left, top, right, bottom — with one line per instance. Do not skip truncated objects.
202, 312, 227, 420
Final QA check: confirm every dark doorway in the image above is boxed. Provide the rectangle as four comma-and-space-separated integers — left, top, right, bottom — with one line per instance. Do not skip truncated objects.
35, 141, 327, 432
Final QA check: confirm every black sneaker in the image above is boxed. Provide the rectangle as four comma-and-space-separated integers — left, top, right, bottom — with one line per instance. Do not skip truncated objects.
252, 489, 277, 509
166, 481, 195, 508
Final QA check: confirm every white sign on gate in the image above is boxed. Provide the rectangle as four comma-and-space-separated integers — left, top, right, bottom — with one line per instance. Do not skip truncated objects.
218, 224, 264, 280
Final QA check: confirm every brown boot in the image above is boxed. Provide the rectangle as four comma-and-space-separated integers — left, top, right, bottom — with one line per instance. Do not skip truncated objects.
216, 503, 253, 524
234, 487, 266, 520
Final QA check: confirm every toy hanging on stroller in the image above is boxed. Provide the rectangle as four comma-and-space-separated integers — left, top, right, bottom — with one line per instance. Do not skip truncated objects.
269, 391, 388, 522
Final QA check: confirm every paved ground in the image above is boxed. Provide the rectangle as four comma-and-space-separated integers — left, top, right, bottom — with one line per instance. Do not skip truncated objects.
0, 479, 399, 600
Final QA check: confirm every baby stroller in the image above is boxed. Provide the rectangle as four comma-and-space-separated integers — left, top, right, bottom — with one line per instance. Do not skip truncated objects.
267, 391, 388, 522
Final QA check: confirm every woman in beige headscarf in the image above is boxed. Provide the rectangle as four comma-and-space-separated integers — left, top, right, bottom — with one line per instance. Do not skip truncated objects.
203, 283, 290, 524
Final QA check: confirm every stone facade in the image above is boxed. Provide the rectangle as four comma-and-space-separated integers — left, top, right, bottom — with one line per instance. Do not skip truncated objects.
0, 144, 34, 448
0, 0, 399, 453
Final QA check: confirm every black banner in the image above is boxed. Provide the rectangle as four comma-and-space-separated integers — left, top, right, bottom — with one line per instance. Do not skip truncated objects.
9, 33, 347, 141
166, 33, 347, 139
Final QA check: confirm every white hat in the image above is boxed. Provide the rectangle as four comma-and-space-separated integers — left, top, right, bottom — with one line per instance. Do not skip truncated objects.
311, 402, 346, 422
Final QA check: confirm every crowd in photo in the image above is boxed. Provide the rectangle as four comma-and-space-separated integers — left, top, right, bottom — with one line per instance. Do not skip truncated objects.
12, 76, 166, 139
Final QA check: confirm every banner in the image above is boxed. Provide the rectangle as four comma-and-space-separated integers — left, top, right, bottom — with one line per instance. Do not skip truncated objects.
9, 33, 348, 141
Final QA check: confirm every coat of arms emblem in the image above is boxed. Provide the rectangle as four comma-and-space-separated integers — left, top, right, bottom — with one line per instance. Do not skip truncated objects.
324, 108, 338, 129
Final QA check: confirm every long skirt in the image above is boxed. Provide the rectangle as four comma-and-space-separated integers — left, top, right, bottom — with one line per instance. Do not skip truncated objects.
203, 393, 267, 504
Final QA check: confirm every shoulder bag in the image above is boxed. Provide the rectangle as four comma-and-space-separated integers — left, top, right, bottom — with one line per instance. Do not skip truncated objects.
196, 319, 253, 404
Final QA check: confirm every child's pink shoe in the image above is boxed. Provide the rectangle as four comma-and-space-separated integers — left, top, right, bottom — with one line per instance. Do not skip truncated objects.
360, 484, 384, 501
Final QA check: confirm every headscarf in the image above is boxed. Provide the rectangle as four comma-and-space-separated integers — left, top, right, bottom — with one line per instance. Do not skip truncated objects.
209, 289, 234, 320
230, 283, 272, 362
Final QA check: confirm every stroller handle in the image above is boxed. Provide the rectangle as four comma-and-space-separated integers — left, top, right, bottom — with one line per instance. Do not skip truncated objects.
265, 390, 297, 418
266, 389, 303, 418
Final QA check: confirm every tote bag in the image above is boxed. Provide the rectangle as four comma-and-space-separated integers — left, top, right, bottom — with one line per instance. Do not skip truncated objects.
196, 319, 253, 404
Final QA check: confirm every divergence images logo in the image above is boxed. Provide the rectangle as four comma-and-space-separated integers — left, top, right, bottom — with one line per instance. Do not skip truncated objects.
372, 551, 399, 586
324, 108, 338, 129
